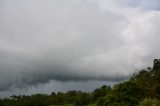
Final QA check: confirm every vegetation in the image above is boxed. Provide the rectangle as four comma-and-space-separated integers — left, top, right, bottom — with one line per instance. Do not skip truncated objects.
140, 98, 160, 106
0, 59, 160, 106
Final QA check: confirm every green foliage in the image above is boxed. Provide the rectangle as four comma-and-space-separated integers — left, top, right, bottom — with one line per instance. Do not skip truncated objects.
100, 81, 140, 106
140, 98, 153, 106
140, 98, 160, 106
92, 85, 111, 101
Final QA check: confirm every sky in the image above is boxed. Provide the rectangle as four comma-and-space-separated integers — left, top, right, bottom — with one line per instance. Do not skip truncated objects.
0, 0, 160, 97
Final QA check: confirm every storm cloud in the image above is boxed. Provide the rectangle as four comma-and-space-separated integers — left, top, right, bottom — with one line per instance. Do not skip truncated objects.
0, 0, 160, 92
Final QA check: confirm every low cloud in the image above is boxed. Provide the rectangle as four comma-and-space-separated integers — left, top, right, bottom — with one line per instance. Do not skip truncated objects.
0, 0, 160, 91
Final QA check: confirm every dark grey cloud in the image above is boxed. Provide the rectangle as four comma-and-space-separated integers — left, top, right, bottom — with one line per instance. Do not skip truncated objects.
0, 0, 128, 91
0, 0, 160, 93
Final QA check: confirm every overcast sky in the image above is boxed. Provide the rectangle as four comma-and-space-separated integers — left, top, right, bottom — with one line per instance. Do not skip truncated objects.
0, 0, 160, 97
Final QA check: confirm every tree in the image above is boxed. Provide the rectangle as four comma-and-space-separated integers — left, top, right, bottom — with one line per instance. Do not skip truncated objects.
92, 85, 111, 102
153, 59, 160, 81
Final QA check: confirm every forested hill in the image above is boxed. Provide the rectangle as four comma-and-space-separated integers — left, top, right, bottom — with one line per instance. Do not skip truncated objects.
0, 59, 160, 106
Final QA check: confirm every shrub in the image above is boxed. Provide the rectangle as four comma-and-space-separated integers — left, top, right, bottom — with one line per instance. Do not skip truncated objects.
140, 98, 160, 106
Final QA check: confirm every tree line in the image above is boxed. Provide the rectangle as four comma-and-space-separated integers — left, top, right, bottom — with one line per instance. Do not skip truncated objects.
0, 59, 160, 106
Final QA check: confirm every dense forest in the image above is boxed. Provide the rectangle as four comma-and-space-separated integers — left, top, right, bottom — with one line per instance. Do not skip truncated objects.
0, 59, 160, 106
